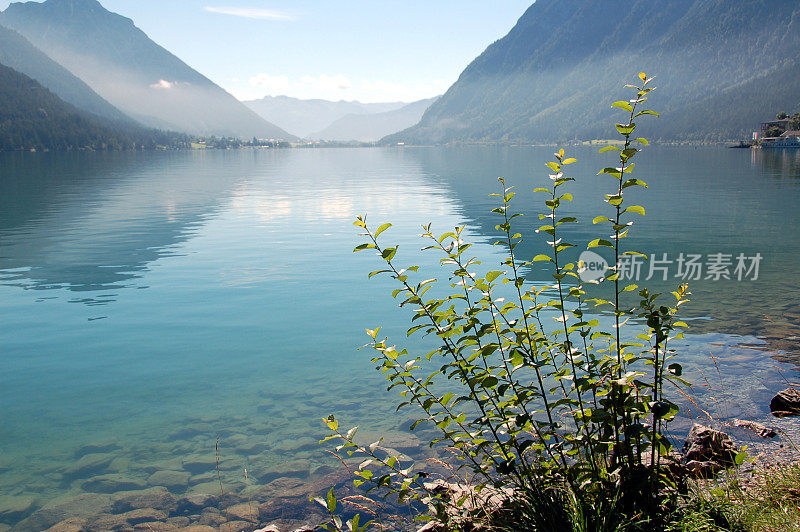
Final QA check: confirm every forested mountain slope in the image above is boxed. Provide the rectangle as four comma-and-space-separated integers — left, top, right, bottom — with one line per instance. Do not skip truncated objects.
387, 0, 800, 144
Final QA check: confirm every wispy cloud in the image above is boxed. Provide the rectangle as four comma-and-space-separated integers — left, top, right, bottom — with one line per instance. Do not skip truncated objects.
203, 7, 295, 21
150, 79, 176, 90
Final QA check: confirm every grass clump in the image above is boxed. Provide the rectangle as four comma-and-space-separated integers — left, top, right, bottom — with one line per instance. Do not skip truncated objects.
676, 462, 800, 532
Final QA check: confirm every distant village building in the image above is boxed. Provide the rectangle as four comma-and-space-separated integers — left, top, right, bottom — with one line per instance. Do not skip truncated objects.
760, 117, 793, 135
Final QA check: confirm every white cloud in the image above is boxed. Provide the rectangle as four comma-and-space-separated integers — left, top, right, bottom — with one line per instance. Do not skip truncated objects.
150, 79, 176, 90
249, 74, 292, 94
204, 7, 294, 21
235, 73, 449, 103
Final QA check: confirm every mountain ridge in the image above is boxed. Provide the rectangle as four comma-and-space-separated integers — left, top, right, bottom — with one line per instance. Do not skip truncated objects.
244, 95, 409, 138
312, 97, 438, 142
0, 23, 131, 122
1, 0, 294, 139
0, 61, 187, 151
387, 0, 800, 144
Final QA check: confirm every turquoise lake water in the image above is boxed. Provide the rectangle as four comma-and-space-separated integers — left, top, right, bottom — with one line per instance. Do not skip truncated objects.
1, 146, 799, 527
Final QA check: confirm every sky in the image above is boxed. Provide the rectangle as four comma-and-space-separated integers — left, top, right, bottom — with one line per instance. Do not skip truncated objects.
0, 0, 532, 102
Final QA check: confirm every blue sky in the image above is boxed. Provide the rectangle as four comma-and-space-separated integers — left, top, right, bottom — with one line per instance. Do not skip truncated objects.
1, 0, 533, 102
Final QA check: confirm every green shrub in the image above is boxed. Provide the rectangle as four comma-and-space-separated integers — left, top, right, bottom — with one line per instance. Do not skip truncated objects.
321, 73, 694, 532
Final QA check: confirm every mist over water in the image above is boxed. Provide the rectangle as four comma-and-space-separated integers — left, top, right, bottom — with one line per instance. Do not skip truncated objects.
0, 146, 798, 527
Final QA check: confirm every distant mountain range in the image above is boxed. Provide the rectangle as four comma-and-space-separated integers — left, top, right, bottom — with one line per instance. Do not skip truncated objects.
313, 97, 438, 142
243, 96, 408, 138
388, 0, 800, 144
244, 95, 438, 141
0, 63, 188, 151
0, 0, 292, 140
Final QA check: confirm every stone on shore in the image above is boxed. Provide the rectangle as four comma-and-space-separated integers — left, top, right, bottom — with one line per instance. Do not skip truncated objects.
683, 424, 738, 477
770, 388, 800, 417
733, 419, 778, 438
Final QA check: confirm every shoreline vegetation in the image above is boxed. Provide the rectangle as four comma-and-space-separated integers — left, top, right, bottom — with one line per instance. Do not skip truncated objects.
1, 139, 781, 154
309, 74, 800, 532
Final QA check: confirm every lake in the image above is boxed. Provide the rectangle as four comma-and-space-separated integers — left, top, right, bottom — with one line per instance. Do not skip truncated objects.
1, 146, 799, 529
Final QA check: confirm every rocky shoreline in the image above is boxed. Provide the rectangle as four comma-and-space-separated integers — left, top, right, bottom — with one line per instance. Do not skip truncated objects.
0, 427, 432, 532
1, 399, 796, 532
1, 358, 798, 532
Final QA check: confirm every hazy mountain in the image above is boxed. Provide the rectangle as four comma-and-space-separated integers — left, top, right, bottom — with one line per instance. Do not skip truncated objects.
0, 23, 131, 122
0, 0, 292, 139
387, 0, 800, 144
0, 62, 187, 150
313, 97, 438, 142
243, 95, 407, 138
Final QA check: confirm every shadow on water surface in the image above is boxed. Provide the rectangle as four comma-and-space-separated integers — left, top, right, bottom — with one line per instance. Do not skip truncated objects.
0, 151, 253, 303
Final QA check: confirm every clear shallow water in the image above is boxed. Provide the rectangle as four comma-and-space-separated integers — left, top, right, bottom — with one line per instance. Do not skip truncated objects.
0, 146, 799, 527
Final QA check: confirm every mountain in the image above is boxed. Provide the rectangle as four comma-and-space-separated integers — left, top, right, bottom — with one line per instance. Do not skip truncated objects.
0, 62, 187, 151
0, 0, 292, 139
313, 97, 438, 142
243, 95, 407, 138
387, 0, 800, 144
0, 23, 130, 122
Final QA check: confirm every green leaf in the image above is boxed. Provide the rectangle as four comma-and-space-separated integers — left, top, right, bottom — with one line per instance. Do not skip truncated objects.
588, 239, 614, 248
532, 254, 553, 262
615, 123, 636, 135
326, 487, 337, 513
381, 247, 397, 261
562, 158, 578, 165
485, 271, 504, 282
624, 205, 646, 216
374, 223, 392, 238
612, 100, 633, 112
593, 216, 611, 224
354, 243, 376, 252
599, 146, 621, 153
599, 167, 622, 178
635, 110, 660, 118
325, 415, 338, 431
482, 376, 499, 388
622, 178, 648, 189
